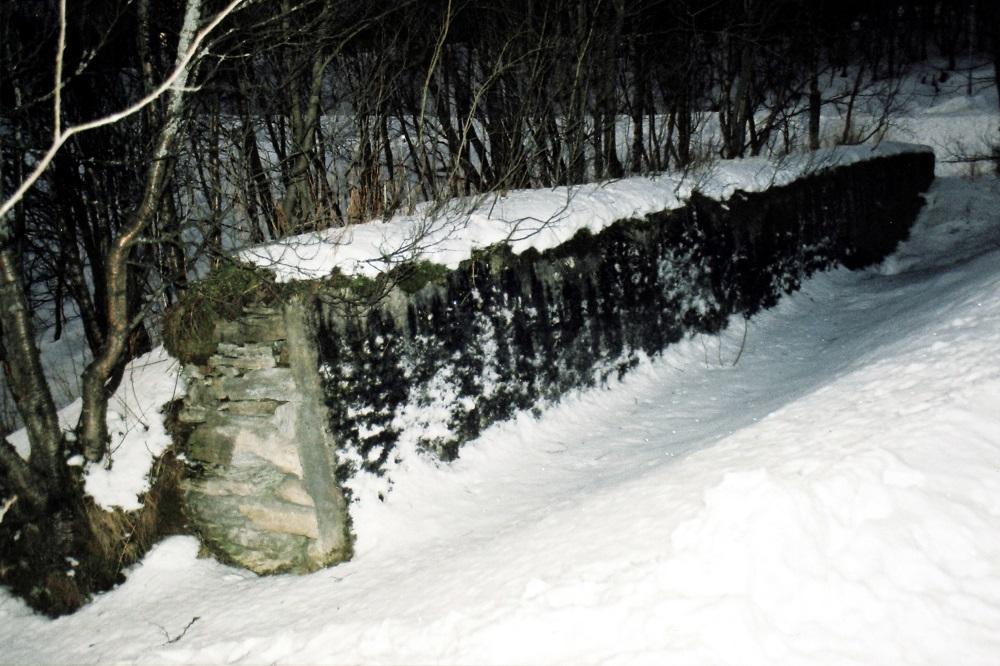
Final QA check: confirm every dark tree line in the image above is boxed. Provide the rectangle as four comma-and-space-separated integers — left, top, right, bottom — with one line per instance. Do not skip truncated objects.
0, 0, 998, 615
197, 0, 999, 237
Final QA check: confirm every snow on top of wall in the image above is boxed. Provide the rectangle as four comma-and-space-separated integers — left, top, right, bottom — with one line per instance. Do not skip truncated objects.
241, 142, 931, 283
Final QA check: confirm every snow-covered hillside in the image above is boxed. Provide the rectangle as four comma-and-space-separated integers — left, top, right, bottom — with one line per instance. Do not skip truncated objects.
2, 175, 999, 665
2, 58, 999, 664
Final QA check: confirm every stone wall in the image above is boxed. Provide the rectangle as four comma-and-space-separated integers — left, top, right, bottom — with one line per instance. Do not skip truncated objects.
174, 147, 935, 574
177, 302, 351, 573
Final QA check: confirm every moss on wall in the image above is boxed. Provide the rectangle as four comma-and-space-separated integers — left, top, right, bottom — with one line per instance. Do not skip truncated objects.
164, 260, 450, 364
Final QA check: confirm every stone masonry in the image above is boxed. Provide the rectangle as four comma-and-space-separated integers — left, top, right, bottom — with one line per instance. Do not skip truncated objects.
177, 299, 351, 573
170, 146, 935, 575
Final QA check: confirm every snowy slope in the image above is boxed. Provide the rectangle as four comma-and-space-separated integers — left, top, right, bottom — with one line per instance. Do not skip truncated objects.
1, 174, 998, 664
3, 54, 1000, 663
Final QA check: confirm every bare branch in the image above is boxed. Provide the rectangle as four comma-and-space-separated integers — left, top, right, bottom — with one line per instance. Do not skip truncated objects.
0, 0, 246, 226
53, 0, 66, 139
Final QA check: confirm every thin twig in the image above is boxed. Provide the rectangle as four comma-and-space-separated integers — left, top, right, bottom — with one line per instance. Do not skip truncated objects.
156, 616, 201, 646
731, 316, 749, 367
0, 0, 246, 224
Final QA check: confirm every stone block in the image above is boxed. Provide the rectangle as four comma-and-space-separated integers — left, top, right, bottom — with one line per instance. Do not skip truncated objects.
239, 312, 287, 343
275, 476, 314, 507
177, 405, 209, 424
187, 498, 313, 573
273, 340, 290, 367
185, 462, 289, 497
211, 368, 297, 402
226, 407, 303, 476
213, 320, 242, 344
220, 527, 313, 575
211, 343, 277, 370
221, 399, 283, 417
183, 377, 213, 405
186, 423, 235, 465
238, 497, 320, 539
215, 342, 249, 356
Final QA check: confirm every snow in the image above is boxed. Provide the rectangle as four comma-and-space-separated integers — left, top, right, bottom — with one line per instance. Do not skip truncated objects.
5, 346, 183, 511
1, 171, 999, 664
886, 63, 999, 174
2, 58, 1000, 664
241, 142, 930, 282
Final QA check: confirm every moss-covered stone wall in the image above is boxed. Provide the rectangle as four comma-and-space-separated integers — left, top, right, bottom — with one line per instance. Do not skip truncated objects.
171, 148, 934, 574
312, 150, 934, 478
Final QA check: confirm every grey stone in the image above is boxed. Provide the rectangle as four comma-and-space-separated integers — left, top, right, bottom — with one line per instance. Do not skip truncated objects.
239, 312, 287, 343
184, 410, 303, 475
221, 399, 284, 417
222, 529, 313, 575
242, 304, 281, 317
227, 409, 303, 476
183, 377, 213, 406
238, 496, 320, 539
199, 513, 313, 573
212, 368, 297, 401
275, 476, 314, 506
273, 340, 290, 367
185, 462, 289, 497
177, 406, 209, 424
213, 320, 242, 345
211, 343, 277, 370
211, 365, 242, 379
185, 469, 319, 573
215, 342, 249, 356
284, 300, 353, 564
187, 423, 235, 465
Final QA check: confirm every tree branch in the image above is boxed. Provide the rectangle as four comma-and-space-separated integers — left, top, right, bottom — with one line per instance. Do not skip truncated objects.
53, 0, 66, 139
0, 0, 246, 227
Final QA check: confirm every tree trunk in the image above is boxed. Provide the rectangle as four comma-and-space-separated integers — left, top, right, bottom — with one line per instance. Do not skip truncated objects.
808, 73, 821, 151
0, 246, 62, 492
727, 41, 755, 158
1, 0, 232, 616
79, 0, 204, 462
283, 52, 328, 230
991, 2, 1000, 114
841, 63, 866, 145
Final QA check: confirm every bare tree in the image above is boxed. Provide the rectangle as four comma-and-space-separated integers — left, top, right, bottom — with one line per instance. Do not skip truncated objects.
0, 0, 244, 615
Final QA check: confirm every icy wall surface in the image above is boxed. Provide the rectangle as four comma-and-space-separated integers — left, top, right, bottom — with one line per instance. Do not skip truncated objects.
177, 147, 934, 574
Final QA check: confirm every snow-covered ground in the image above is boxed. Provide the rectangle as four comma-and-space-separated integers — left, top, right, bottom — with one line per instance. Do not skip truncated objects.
5, 347, 184, 511
2, 58, 1000, 664
2, 173, 1000, 665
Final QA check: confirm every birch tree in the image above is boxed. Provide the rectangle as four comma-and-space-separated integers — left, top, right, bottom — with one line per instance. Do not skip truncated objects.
0, 0, 244, 615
